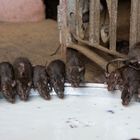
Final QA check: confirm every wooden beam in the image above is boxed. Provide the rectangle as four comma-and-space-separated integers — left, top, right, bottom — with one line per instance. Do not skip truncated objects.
67, 44, 115, 70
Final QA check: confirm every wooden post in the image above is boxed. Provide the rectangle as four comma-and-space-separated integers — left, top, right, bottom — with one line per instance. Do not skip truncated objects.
106, 0, 118, 51
89, 0, 100, 45
130, 0, 140, 48
58, 0, 69, 59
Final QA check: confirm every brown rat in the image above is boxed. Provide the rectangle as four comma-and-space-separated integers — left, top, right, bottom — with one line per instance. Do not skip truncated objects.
47, 59, 65, 99
106, 61, 140, 106
33, 65, 51, 100
0, 62, 16, 103
13, 57, 33, 101
66, 48, 85, 87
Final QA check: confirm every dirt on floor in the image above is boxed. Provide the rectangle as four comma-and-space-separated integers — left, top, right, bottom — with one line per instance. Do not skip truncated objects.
0, 19, 105, 83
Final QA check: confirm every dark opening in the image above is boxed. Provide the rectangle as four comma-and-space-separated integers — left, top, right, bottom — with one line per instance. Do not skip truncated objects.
43, 0, 59, 20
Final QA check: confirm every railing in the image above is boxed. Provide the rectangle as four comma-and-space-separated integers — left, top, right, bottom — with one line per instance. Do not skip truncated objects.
58, 0, 140, 69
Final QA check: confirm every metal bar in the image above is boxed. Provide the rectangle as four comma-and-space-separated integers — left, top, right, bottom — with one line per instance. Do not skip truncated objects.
89, 0, 100, 44
67, 44, 115, 70
130, 0, 140, 47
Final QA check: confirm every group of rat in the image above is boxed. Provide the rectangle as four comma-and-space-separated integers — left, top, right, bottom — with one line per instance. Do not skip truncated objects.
0, 42, 139, 106
0, 48, 85, 103
106, 42, 140, 106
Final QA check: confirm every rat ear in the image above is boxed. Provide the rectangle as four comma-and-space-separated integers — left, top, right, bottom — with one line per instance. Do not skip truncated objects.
78, 67, 84, 72
12, 81, 16, 87
28, 82, 32, 87
105, 72, 110, 78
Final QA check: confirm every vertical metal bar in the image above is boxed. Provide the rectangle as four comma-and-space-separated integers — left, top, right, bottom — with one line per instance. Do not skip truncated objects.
89, 0, 100, 45
130, 0, 140, 47
108, 0, 118, 51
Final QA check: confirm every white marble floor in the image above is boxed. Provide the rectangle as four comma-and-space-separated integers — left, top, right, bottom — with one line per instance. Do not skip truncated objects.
0, 83, 140, 140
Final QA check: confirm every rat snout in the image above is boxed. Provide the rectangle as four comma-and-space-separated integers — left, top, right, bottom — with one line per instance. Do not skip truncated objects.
20, 93, 28, 101
2, 90, 16, 103
44, 94, 51, 100
72, 82, 79, 87
17, 85, 28, 101
57, 91, 64, 99
107, 85, 115, 91
1, 84, 16, 103
39, 88, 51, 100
122, 100, 129, 106
8, 97, 15, 103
